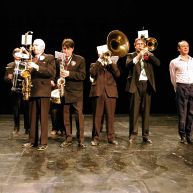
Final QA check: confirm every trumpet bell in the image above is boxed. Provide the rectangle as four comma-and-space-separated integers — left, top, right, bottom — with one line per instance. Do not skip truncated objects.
107, 30, 130, 58
146, 37, 158, 52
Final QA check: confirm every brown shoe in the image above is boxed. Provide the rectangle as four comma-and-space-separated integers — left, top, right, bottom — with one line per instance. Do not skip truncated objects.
50, 130, 58, 135
91, 140, 99, 146
129, 138, 135, 144
37, 145, 48, 151
108, 140, 118, 145
22, 143, 34, 148
78, 143, 87, 148
59, 141, 72, 148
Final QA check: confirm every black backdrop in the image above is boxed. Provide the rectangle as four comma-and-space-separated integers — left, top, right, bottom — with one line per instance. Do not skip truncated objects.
0, 0, 192, 114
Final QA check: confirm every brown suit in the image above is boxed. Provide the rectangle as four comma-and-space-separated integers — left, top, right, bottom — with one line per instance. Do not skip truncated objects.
89, 60, 120, 143
29, 53, 56, 146
62, 54, 86, 144
125, 52, 160, 140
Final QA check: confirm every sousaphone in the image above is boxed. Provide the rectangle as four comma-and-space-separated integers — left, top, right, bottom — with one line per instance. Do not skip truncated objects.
107, 30, 130, 57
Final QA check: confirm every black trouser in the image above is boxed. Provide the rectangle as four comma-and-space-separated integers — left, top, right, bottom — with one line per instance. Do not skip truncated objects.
176, 83, 193, 139
50, 102, 65, 132
129, 81, 151, 139
11, 91, 30, 132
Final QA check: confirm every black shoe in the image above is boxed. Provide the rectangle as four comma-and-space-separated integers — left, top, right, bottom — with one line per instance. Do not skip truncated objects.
78, 143, 87, 148
108, 140, 118, 145
143, 138, 152, 144
186, 137, 193, 144
180, 137, 187, 144
59, 141, 72, 148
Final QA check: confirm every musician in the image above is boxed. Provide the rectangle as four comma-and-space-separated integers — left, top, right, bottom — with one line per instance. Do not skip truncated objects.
22, 39, 56, 151
50, 71, 65, 136
125, 37, 160, 144
89, 45, 120, 146
90, 75, 105, 139
58, 38, 87, 148
4, 48, 30, 135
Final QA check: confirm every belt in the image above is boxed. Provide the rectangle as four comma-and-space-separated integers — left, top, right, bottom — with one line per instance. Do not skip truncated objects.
177, 83, 193, 86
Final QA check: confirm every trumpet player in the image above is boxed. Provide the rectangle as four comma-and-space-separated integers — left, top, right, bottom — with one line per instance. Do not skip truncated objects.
4, 48, 30, 135
89, 45, 120, 146
125, 37, 160, 144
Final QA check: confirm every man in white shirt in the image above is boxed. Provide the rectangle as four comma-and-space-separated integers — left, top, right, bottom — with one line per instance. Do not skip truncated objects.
169, 40, 193, 144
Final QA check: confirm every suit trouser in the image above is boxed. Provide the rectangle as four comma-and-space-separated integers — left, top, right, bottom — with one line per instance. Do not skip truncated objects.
50, 102, 65, 132
63, 100, 84, 143
12, 92, 30, 131
176, 83, 193, 139
91, 98, 105, 139
129, 81, 151, 139
29, 97, 50, 145
92, 92, 116, 142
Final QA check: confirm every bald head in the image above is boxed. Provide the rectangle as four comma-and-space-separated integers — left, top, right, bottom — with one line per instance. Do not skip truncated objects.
33, 39, 45, 55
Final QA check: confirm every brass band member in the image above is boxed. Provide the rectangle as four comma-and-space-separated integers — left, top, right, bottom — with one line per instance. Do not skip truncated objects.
22, 39, 56, 151
59, 38, 86, 148
90, 45, 120, 146
125, 37, 160, 144
4, 48, 30, 135
49, 62, 65, 136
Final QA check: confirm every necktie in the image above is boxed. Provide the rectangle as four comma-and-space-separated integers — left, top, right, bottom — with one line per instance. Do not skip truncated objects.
65, 56, 68, 65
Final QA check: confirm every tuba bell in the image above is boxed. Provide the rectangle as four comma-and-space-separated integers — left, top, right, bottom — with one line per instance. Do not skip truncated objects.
107, 30, 130, 57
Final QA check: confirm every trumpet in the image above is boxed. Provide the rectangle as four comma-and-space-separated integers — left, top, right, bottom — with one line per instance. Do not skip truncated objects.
99, 50, 112, 64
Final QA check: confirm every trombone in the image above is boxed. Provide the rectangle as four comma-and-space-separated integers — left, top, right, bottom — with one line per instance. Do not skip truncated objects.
145, 37, 158, 52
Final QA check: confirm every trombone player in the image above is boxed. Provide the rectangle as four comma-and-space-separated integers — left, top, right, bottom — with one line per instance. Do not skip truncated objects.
125, 36, 160, 144
4, 47, 30, 135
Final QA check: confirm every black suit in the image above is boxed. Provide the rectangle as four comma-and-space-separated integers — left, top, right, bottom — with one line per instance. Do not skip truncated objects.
4, 61, 30, 133
125, 52, 160, 140
62, 53, 86, 144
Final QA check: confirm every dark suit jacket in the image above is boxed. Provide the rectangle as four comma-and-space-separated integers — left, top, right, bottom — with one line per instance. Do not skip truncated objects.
64, 54, 86, 103
89, 61, 120, 98
4, 61, 15, 83
30, 53, 56, 97
4, 61, 26, 89
125, 52, 160, 93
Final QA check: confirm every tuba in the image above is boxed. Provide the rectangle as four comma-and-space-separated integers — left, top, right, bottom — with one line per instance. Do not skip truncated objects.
107, 30, 130, 57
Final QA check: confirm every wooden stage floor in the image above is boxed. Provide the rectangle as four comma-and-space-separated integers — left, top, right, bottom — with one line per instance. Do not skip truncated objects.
0, 114, 193, 193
